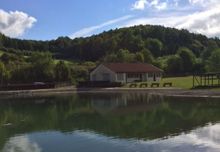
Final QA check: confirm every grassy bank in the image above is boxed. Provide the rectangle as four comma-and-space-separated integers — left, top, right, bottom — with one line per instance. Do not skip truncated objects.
162, 76, 193, 89
125, 76, 193, 89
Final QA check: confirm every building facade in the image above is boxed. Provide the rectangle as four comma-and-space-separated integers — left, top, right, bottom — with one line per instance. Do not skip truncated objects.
90, 63, 163, 83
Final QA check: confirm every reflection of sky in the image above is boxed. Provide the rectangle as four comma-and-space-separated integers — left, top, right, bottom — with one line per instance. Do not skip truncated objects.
2, 135, 41, 152
2, 123, 220, 152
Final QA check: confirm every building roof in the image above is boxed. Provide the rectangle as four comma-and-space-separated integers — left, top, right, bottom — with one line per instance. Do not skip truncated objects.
103, 63, 163, 73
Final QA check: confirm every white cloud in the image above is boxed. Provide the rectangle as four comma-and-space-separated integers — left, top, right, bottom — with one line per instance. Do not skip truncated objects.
132, 0, 148, 10
125, 3, 220, 37
188, 0, 219, 7
0, 9, 37, 38
70, 0, 220, 39
132, 0, 168, 11
70, 15, 133, 38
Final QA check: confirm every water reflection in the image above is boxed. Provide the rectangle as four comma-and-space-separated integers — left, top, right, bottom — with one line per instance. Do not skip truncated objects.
2, 123, 220, 152
0, 93, 220, 152
2, 136, 41, 152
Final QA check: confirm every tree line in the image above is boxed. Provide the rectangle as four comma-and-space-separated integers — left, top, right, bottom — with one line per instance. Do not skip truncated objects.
0, 52, 95, 85
0, 24, 220, 83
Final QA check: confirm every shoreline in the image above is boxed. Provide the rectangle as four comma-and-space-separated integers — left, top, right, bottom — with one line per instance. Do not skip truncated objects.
0, 86, 220, 99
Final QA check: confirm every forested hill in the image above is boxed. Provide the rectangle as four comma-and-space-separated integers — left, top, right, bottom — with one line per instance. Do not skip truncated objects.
1, 25, 220, 62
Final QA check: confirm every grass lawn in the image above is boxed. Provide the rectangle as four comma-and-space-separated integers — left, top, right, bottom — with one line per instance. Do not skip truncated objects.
161, 76, 193, 89
124, 76, 193, 89
0, 50, 4, 57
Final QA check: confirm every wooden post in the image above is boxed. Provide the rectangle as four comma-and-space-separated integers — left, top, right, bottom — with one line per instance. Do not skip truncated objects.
193, 74, 194, 88
208, 75, 210, 86
200, 75, 202, 86
212, 75, 214, 87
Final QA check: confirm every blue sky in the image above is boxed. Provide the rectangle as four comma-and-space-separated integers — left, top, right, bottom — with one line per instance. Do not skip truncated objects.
0, 0, 220, 40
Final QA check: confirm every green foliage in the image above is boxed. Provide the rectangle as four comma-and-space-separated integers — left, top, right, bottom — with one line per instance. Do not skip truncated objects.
0, 62, 7, 85
207, 49, 220, 72
135, 52, 144, 63
145, 38, 163, 57
29, 52, 55, 82
0, 25, 219, 62
177, 47, 196, 73
1, 25, 220, 78
193, 59, 206, 73
55, 61, 71, 82
166, 55, 182, 74
141, 49, 154, 63
71, 66, 90, 82
117, 49, 131, 62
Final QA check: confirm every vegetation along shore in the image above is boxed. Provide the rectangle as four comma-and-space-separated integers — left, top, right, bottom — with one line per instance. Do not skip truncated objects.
0, 25, 220, 92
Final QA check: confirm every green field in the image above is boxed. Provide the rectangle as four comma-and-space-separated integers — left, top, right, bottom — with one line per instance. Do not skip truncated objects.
0, 50, 4, 57
125, 76, 193, 89
161, 76, 193, 89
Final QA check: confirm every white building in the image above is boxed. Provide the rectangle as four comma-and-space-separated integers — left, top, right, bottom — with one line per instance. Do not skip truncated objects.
90, 63, 163, 83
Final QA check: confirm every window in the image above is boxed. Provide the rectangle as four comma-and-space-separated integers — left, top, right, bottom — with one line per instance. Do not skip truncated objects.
127, 73, 141, 78
148, 73, 153, 77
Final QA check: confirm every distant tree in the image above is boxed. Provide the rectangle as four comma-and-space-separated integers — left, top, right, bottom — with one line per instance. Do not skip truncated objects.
177, 47, 196, 73
135, 52, 144, 63
145, 38, 163, 57
207, 49, 220, 72
191, 40, 205, 57
116, 49, 135, 62
0, 62, 9, 85
103, 54, 118, 62
193, 59, 206, 74
29, 52, 55, 82
201, 40, 219, 60
166, 55, 182, 74
55, 61, 71, 82
141, 49, 154, 63
1, 53, 22, 64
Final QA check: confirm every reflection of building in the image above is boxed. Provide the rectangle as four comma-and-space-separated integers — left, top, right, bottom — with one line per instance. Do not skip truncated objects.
90, 63, 163, 83
91, 93, 164, 115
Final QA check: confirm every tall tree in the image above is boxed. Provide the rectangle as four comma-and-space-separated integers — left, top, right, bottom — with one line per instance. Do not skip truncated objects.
177, 47, 196, 73
55, 61, 71, 82
29, 52, 55, 82
166, 55, 182, 74
145, 38, 163, 57
0, 62, 8, 85
141, 49, 154, 63
207, 49, 220, 72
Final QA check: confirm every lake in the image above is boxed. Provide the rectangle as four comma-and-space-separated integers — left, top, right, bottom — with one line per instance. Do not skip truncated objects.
0, 92, 220, 152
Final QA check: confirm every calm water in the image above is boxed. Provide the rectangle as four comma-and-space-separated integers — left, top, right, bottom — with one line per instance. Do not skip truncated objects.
0, 93, 220, 152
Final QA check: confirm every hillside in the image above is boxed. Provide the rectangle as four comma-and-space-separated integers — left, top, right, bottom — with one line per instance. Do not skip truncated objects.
0, 25, 220, 61
1, 25, 220, 84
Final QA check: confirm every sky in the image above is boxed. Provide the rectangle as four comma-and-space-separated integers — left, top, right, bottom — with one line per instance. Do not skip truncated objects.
0, 0, 220, 40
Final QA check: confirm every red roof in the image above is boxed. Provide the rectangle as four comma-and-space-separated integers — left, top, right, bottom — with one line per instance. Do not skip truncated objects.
103, 63, 163, 73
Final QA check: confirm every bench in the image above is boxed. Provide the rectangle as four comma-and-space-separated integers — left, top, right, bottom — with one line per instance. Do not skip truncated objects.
163, 82, 172, 87
151, 83, 160, 87
140, 83, 148, 88
129, 83, 137, 88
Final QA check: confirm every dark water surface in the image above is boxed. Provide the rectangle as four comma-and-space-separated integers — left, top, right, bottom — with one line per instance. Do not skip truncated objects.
0, 93, 220, 152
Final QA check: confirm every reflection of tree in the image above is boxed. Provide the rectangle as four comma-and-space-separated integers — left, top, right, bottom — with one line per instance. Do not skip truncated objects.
91, 93, 164, 115
0, 94, 220, 150
91, 93, 163, 114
